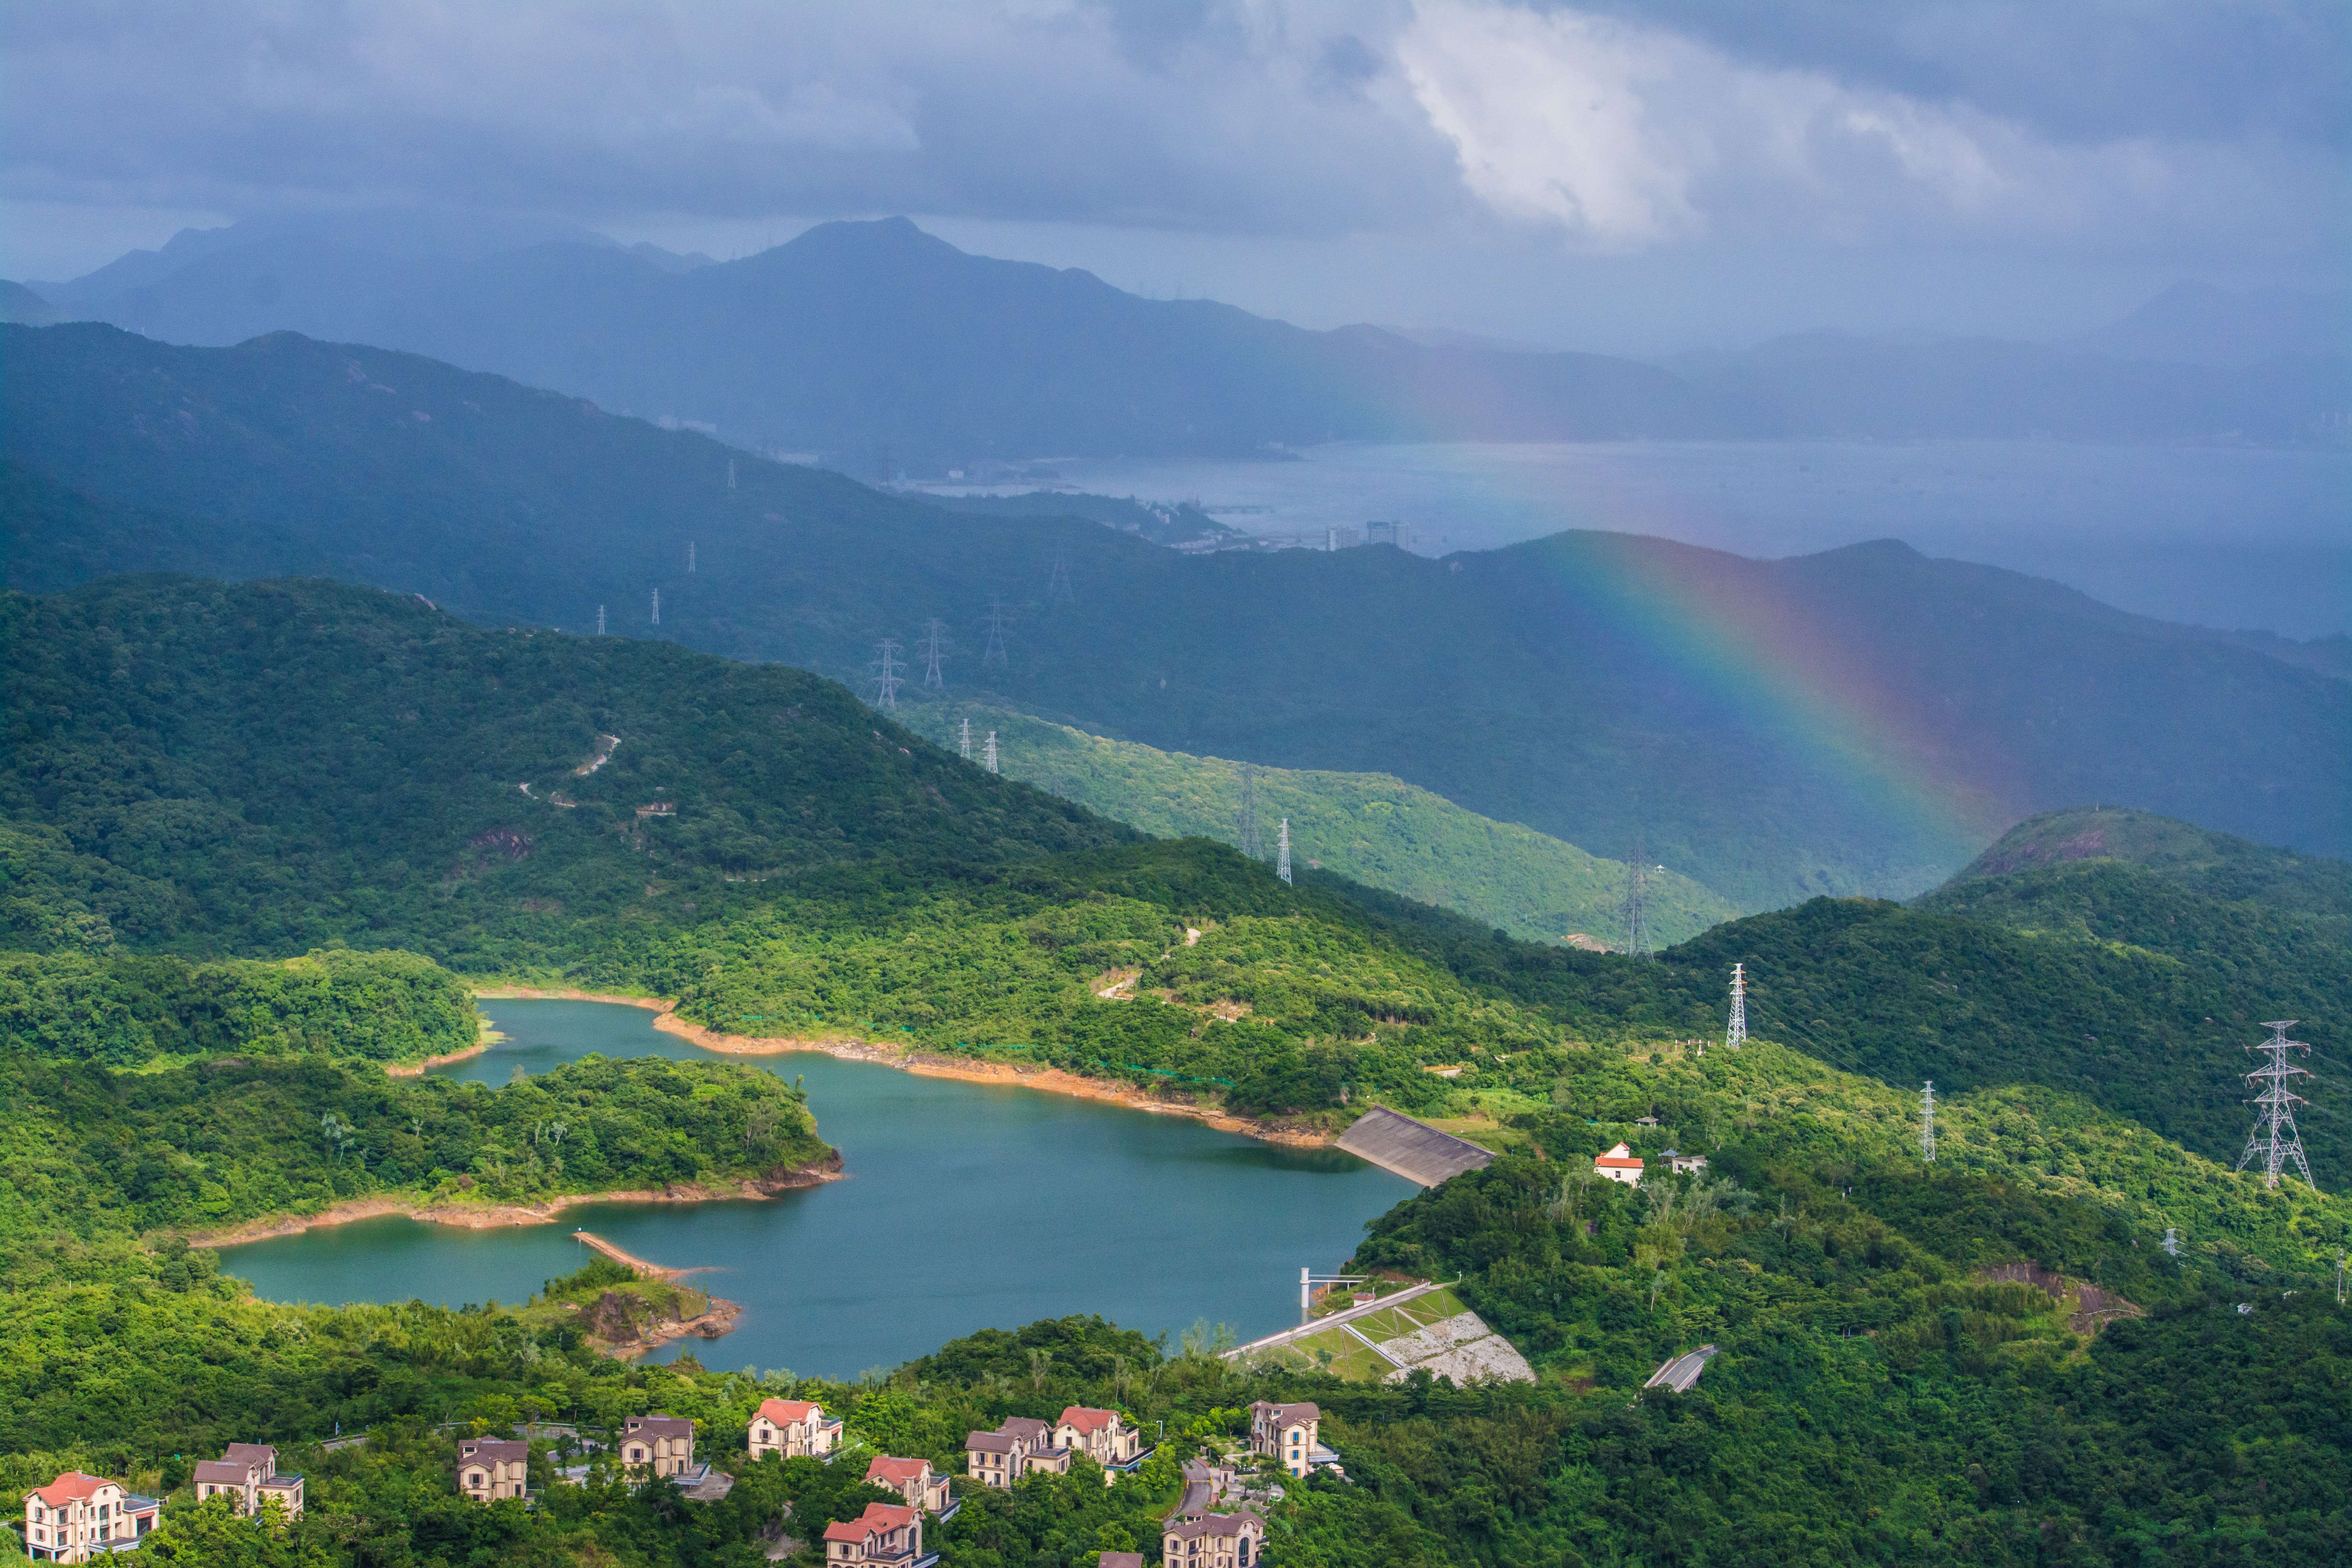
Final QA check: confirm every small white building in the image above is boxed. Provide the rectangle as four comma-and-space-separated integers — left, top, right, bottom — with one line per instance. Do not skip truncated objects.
1663, 1148, 1709, 1175
1594, 1142, 1645, 1186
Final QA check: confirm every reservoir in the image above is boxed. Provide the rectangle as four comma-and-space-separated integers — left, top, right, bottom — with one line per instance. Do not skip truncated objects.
218, 1000, 1415, 1377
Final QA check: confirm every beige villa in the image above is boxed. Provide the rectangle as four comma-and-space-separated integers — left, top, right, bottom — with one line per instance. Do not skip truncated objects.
1053, 1406, 1143, 1468
457, 1437, 529, 1502
621, 1414, 697, 1477
964, 1416, 1071, 1487
748, 1397, 842, 1459
192, 1443, 304, 1518
1247, 1401, 1320, 1479
820, 1500, 927, 1566
864, 1455, 953, 1515
22, 1473, 159, 1562
1163, 1509, 1265, 1568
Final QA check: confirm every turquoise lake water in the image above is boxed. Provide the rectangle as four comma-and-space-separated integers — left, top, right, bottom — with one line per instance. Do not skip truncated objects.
216, 1000, 1413, 1377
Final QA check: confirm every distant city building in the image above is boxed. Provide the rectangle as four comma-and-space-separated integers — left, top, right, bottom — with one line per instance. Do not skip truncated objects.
192, 1443, 304, 1518
1247, 1401, 1320, 1479
457, 1438, 529, 1503
1594, 1142, 1646, 1186
22, 1473, 159, 1561
621, 1415, 697, 1478
749, 1398, 842, 1459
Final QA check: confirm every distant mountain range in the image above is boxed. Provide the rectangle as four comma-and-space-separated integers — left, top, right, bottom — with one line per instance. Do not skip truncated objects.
5, 321, 2346, 913
10, 213, 2345, 462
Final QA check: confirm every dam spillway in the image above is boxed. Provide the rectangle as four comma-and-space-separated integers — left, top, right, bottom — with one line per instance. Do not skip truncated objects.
1334, 1106, 1497, 1187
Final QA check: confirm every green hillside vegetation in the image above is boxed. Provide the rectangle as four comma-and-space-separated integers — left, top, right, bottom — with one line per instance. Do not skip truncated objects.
897, 701, 1737, 945
0, 947, 476, 1068
1935, 805, 2352, 918
8, 323, 2348, 908
0, 1052, 828, 1247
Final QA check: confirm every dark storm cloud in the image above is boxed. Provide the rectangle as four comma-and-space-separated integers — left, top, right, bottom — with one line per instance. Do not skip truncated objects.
1, 0, 2338, 256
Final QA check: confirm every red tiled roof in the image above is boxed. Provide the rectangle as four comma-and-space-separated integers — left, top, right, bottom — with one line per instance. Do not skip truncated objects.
755, 1398, 821, 1424
1595, 1156, 1644, 1167
822, 1521, 874, 1543
866, 1457, 927, 1483
31, 1473, 113, 1505
1057, 1406, 1117, 1432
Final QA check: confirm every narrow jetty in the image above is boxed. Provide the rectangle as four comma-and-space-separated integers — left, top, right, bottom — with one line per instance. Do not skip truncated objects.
574, 1230, 687, 1281
1336, 1107, 1497, 1187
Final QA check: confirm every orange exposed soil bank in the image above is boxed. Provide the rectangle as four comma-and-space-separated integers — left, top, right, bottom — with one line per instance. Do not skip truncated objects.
179, 1153, 843, 1251
471, 986, 1335, 1147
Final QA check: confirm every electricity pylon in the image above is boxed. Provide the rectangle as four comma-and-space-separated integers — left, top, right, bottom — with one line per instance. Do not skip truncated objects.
1047, 544, 1073, 604
596, 604, 606, 635
920, 619, 947, 688
982, 597, 1009, 671
1920, 1080, 1936, 1163
871, 639, 904, 712
958, 717, 971, 762
651, 588, 660, 626
1276, 819, 1292, 885
2238, 1020, 2316, 1190
1235, 763, 1263, 860
983, 731, 1000, 775
1723, 962, 1748, 1053
688, 540, 697, 574
1619, 839, 1654, 959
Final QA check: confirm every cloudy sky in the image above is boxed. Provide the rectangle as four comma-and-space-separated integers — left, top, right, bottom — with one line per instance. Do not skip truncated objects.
4, 1, 2342, 350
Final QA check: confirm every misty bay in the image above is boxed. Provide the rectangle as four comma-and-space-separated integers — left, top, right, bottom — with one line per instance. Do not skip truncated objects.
215, 1000, 1414, 1378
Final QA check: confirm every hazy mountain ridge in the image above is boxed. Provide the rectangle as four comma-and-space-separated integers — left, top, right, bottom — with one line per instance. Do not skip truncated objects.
34, 214, 2342, 461
4, 321, 2347, 911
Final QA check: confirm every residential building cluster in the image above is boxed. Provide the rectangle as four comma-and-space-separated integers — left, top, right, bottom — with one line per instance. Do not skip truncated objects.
964, 1405, 1148, 1488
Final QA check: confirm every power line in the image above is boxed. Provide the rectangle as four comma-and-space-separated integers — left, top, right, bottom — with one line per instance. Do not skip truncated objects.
1235, 763, 1263, 860
1276, 818, 1292, 885
1920, 1080, 1936, 1163
871, 639, 904, 713
1722, 962, 1748, 1054
2238, 1020, 2317, 1190
920, 619, 947, 688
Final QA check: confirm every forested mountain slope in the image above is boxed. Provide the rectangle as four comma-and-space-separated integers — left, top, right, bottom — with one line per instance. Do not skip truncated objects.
894, 701, 1738, 946
5, 323, 2347, 909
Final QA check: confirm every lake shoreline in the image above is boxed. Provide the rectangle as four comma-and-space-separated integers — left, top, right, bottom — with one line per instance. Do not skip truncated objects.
472, 986, 1337, 1149
181, 1151, 846, 1252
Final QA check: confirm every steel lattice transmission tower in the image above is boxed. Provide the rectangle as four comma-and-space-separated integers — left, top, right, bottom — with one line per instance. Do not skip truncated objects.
1235, 763, 1264, 860
1920, 1080, 1936, 1163
958, 717, 972, 762
650, 588, 661, 626
1275, 819, 1292, 885
596, 604, 606, 636
1047, 544, 1074, 604
871, 639, 904, 713
920, 619, 947, 688
2237, 1020, 2316, 1190
1724, 963, 1748, 1053
983, 730, 1000, 775
1619, 839, 1655, 959
982, 597, 1010, 671
688, 540, 697, 574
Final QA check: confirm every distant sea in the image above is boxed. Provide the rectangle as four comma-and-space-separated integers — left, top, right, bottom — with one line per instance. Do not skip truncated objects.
922, 441, 2352, 639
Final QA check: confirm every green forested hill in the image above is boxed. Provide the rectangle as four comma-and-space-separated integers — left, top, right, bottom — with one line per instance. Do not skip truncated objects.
896, 701, 1737, 945
7, 323, 2348, 909
1929, 804, 2352, 920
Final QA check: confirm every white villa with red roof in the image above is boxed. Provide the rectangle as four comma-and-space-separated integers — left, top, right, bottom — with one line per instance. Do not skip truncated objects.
864, 1456, 954, 1516
1052, 1406, 1144, 1468
748, 1397, 842, 1459
22, 1472, 159, 1561
192, 1442, 304, 1518
1594, 1142, 1645, 1186
821, 1500, 935, 1567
